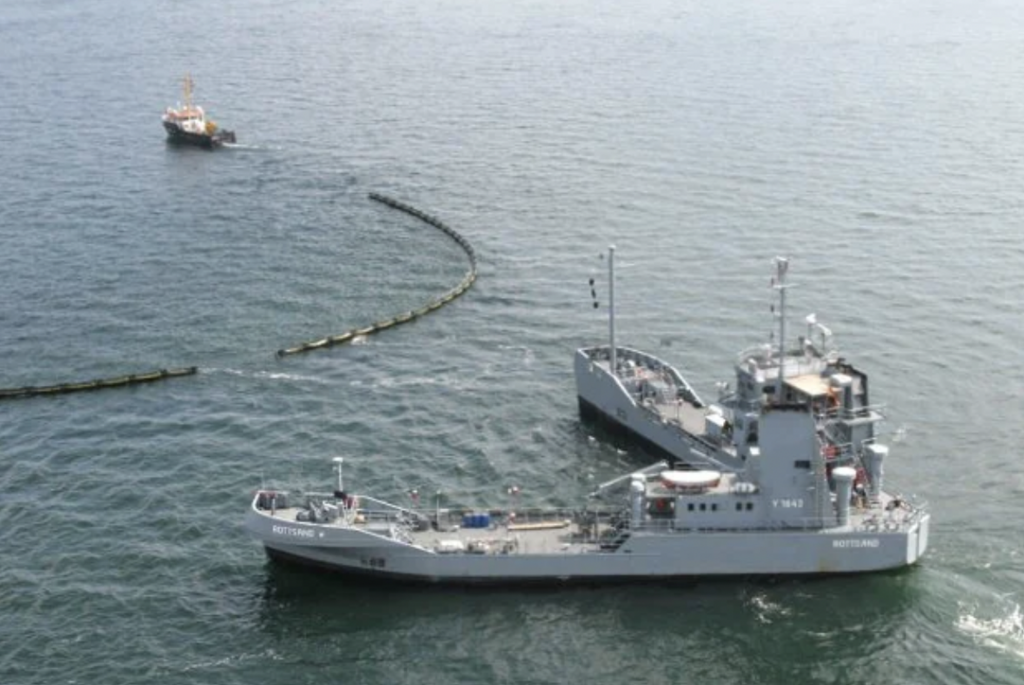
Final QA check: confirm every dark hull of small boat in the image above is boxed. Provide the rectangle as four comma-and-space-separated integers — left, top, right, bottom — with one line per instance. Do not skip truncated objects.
163, 122, 235, 149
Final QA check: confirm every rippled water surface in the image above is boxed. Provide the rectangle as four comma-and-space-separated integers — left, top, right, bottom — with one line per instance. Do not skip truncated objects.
3, 0, 1024, 683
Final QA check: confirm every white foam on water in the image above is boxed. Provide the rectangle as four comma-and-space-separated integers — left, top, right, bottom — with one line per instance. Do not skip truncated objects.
251, 370, 326, 383
956, 600, 1024, 661
220, 142, 282, 151
748, 592, 792, 625
180, 648, 281, 673
206, 368, 325, 383
356, 373, 479, 392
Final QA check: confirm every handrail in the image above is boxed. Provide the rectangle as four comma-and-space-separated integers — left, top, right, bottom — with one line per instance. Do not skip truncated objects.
289, 488, 928, 534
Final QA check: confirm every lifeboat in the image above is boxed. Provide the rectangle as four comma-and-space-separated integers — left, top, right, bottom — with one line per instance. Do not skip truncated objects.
660, 470, 721, 493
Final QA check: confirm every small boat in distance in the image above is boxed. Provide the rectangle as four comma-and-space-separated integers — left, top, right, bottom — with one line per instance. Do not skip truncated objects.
161, 74, 235, 148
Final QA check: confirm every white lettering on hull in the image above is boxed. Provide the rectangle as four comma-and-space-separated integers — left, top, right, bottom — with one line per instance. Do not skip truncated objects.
272, 524, 315, 538
833, 538, 880, 549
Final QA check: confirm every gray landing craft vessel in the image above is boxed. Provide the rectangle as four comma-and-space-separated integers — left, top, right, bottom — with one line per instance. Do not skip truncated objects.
576, 251, 894, 475
245, 256, 929, 582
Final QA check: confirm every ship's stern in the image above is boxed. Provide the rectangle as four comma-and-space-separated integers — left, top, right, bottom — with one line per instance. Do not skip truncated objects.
907, 512, 930, 566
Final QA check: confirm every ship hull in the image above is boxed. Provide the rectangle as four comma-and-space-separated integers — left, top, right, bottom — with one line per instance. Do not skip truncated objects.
578, 395, 688, 465
258, 522, 930, 584
163, 121, 234, 149
248, 508, 931, 585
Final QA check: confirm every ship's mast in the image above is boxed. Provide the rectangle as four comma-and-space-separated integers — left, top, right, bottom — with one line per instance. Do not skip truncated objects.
773, 257, 789, 403
183, 73, 194, 111
608, 245, 617, 375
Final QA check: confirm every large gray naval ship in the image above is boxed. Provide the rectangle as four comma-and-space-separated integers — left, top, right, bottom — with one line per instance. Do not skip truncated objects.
246, 444, 927, 582
246, 256, 929, 582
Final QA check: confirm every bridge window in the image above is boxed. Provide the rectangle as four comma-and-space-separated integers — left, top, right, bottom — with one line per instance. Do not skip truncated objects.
794, 460, 811, 469
745, 502, 754, 511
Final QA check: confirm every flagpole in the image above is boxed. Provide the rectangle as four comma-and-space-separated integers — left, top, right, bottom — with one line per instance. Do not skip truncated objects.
608, 245, 616, 375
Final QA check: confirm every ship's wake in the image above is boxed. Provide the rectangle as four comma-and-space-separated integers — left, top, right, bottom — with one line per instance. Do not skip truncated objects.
956, 599, 1024, 661
221, 142, 282, 151
211, 368, 327, 384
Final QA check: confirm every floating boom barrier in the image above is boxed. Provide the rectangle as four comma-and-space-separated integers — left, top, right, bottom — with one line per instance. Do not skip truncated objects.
1, 193, 478, 397
276, 193, 479, 357
0, 366, 198, 401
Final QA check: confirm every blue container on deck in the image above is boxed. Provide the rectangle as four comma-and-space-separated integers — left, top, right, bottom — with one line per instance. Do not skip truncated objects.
461, 513, 491, 528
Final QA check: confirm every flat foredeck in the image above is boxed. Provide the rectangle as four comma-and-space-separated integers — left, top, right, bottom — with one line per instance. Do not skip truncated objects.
588, 356, 710, 437
265, 506, 618, 554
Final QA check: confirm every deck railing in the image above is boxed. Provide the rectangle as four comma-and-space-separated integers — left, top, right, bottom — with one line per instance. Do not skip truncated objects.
291, 491, 929, 535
